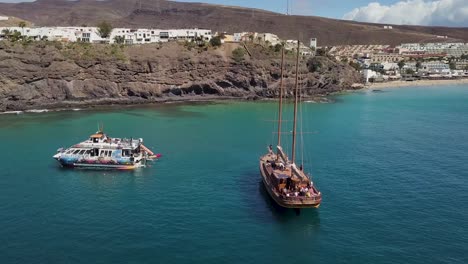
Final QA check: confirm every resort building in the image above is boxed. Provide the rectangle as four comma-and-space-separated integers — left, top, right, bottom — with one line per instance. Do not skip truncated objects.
0, 26, 212, 44
398, 42, 468, 58
404, 61, 450, 73
329, 45, 390, 59
0, 26, 104, 42
371, 53, 403, 63
455, 61, 468, 70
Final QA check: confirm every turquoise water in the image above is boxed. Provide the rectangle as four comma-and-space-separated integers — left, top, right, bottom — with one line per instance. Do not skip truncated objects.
1, 85, 468, 263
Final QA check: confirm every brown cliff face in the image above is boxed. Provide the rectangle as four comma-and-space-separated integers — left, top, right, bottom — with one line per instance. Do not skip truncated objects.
0, 41, 362, 111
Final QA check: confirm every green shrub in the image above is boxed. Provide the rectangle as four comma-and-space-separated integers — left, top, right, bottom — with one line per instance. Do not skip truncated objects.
97, 21, 113, 38
232, 47, 246, 62
209, 36, 222, 47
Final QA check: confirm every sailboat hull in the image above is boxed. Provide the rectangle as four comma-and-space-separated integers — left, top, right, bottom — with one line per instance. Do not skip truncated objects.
259, 156, 321, 209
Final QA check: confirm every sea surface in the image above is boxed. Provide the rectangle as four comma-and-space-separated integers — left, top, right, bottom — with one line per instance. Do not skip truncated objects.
1, 85, 467, 264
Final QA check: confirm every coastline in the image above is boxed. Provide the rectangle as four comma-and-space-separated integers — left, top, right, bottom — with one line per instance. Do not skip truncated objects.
366, 78, 468, 89
0, 94, 337, 115
2, 78, 468, 114
0, 95, 269, 115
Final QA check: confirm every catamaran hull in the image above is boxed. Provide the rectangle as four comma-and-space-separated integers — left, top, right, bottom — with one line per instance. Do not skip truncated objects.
259, 160, 321, 209
56, 158, 145, 170
59, 162, 141, 170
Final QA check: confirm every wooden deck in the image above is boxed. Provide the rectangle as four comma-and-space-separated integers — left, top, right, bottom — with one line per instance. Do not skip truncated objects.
259, 152, 322, 209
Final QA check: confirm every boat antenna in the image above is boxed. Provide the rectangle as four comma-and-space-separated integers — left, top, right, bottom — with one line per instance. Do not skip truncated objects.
291, 40, 300, 164
277, 47, 285, 150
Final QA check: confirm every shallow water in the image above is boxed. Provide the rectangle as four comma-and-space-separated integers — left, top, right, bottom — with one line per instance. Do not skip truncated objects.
1, 85, 467, 263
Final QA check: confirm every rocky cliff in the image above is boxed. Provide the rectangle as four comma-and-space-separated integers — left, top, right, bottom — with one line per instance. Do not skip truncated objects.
0, 41, 362, 111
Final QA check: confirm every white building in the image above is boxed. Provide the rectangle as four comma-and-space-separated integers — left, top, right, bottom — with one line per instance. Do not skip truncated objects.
404, 61, 450, 73
381, 62, 399, 71
362, 69, 379, 83
0, 16, 8, 21
257, 33, 281, 46
310, 38, 317, 49
398, 42, 467, 53
0, 26, 212, 44
0, 26, 105, 42
233, 32, 250, 42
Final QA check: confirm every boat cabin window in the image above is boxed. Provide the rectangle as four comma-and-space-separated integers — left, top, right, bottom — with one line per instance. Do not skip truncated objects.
73, 150, 81, 155
90, 148, 99, 157
78, 150, 86, 155
98, 150, 112, 157
122, 149, 131, 157
92, 137, 99, 143
65, 149, 73, 154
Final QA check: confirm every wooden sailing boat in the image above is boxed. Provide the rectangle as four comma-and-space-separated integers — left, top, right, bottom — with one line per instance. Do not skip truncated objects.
259, 41, 322, 208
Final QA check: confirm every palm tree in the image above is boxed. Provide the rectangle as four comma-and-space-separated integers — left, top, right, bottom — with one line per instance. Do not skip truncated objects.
10, 31, 22, 42
257, 36, 262, 44
415, 61, 422, 72
97, 21, 113, 39
1, 28, 11, 38
18, 21, 26, 36
113, 36, 125, 44
398, 60, 405, 73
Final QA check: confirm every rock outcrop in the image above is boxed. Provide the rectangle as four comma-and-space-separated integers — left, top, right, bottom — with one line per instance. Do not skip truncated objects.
0, 41, 363, 111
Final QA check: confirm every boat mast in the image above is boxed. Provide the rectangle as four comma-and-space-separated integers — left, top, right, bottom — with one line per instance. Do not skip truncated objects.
277, 48, 285, 148
291, 40, 300, 164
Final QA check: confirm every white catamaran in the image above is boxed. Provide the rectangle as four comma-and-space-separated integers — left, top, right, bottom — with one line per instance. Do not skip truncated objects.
53, 127, 161, 170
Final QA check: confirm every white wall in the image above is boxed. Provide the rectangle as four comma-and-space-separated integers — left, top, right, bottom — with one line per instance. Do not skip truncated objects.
362, 69, 379, 83
0, 26, 212, 44
310, 38, 317, 49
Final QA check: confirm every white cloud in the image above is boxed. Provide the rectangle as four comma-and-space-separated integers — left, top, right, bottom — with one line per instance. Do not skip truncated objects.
343, 0, 468, 26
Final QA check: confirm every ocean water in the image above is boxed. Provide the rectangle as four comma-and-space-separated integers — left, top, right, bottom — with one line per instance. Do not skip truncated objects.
0, 85, 467, 264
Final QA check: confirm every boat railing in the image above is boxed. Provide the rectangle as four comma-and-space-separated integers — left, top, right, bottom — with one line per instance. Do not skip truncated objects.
281, 193, 322, 202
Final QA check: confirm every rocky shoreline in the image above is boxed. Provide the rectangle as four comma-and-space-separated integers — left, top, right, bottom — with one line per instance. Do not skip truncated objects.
0, 41, 362, 112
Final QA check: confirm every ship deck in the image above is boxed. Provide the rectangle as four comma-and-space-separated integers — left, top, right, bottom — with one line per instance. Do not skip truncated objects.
259, 153, 322, 208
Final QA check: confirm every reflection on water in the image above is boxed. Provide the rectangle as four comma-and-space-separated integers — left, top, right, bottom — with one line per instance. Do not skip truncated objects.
54, 165, 155, 192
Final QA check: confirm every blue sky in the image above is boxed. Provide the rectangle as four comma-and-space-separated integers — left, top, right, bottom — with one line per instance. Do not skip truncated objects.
0, 0, 467, 26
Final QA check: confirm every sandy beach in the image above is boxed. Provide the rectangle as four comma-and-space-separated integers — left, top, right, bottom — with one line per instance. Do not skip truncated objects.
367, 78, 468, 89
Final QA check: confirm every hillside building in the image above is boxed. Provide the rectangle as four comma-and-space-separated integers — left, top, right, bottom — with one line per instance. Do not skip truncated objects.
398, 42, 468, 58
0, 26, 212, 44
257, 33, 281, 46
371, 53, 403, 63
405, 61, 450, 73
310, 38, 317, 49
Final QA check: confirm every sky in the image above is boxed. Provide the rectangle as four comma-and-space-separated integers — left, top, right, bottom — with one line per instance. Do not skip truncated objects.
0, 0, 467, 27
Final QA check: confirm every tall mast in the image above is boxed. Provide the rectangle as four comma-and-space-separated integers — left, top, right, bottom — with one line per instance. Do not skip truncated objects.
291, 40, 300, 164
277, 48, 285, 148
